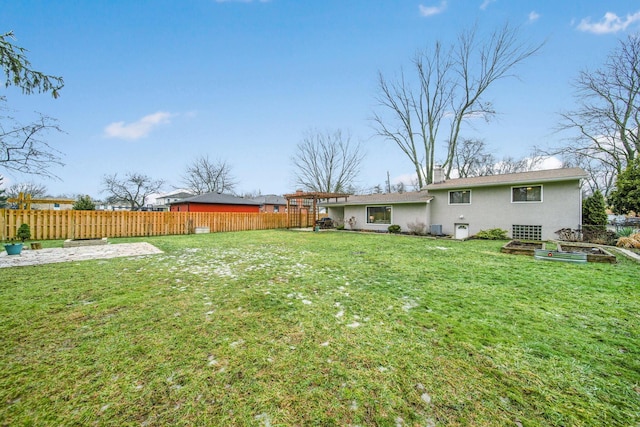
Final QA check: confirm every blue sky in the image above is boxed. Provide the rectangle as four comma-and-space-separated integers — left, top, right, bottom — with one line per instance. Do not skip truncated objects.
2, 0, 639, 199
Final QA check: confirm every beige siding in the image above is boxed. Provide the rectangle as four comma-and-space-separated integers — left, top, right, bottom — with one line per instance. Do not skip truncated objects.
429, 180, 582, 240
339, 203, 429, 232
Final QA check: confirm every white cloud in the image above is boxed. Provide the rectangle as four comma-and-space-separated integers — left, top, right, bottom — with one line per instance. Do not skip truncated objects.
479, 0, 495, 11
419, 1, 447, 17
577, 11, 640, 34
104, 111, 173, 140
531, 156, 563, 170
528, 11, 540, 23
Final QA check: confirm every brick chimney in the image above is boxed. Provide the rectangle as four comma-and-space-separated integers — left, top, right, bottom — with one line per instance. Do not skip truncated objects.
432, 165, 445, 184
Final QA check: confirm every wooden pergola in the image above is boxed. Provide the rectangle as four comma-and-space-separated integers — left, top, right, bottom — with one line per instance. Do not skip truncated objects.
8, 193, 75, 210
283, 191, 350, 228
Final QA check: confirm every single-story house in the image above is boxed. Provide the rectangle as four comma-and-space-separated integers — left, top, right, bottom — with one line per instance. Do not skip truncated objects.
250, 194, 287, 213
321, 167, 588, 240
29, 198, 75, 211
169, 192, 261, 213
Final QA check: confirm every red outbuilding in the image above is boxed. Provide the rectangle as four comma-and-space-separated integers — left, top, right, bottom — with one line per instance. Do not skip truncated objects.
169, 192, 261, 213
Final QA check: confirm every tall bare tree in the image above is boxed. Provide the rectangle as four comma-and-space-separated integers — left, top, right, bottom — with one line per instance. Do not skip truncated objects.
373, 23, 541, 187
554, 34, 640, 185
182, 155, 236, 195
292, 129, 364, 193
102, 172, 164, 211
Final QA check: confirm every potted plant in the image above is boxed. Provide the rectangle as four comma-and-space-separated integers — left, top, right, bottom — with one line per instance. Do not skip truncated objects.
4, 223, 31, 255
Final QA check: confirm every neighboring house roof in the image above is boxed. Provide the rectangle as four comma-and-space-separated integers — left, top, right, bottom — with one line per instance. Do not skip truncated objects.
170, 192, 261, 205
250, 194, 287, 205
160, 191, 194, 200
425, 167, 588, 190
321, 191, 434, 206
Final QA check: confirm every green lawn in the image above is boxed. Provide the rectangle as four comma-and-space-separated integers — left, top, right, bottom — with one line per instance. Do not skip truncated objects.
1, 230, 639, 426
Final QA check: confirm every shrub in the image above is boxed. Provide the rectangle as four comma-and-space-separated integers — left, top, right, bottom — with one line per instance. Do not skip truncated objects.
617, 233, 640, 248
388, 224, 401, 234
583, 226, 617, 245
582, 190, 608, 229
616, 227, 636, 238
347, 216, 357, 230
407, 221, 426, 235
73, 195, 96, 210
473, 228, 508, 240
16, 223, 31, 242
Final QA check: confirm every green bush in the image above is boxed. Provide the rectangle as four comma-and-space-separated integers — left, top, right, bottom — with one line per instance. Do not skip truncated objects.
73, 195, 96, 210
616, 226, 636, 237
582, 190, 608, 229
473, 228, 508, 240
388, 224, 401, 234
16, 223, 31, 242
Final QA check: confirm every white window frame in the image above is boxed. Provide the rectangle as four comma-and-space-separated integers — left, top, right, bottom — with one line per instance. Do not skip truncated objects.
448, 189, 472, 205
511, 185, 543, 203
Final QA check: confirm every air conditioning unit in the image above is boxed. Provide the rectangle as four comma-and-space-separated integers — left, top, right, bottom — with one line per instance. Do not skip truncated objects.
430, 224, 442, 235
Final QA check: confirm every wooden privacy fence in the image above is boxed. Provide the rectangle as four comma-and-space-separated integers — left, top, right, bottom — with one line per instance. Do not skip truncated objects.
0, 210, 306, 241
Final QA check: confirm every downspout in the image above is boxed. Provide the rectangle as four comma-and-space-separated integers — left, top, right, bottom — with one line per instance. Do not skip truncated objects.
578, 179, 584, 230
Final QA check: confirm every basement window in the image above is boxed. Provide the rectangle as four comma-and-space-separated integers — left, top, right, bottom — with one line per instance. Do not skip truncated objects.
513, 225, 542, 240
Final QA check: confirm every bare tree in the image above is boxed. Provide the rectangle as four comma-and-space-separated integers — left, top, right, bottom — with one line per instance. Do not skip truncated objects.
373, 23, 541, 186
561, 152, 617, 197
182, 155, 236, 195
454, 138, 496, 177
492, 156, 530, 175
373, 43, 452, 188
0, 109, 63, 178
6, 181, 48, 199
291, 129, 364, 193
102, 172, 164, 211
554, 34, 640, 180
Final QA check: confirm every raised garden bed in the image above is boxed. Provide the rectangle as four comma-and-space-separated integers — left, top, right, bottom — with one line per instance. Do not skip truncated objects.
502, 240, 617, 263
501, 240, 544, 256
557, 243, 617, 264
63, 238, 108, 248
534, 249, 587, 263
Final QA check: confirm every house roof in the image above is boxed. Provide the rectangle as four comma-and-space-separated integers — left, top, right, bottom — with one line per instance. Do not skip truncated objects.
424, 167, 588, 190
250, 194, 287, 205
159, 190, 193, 199
170, 192, 261, 205
320, 191, 434, 206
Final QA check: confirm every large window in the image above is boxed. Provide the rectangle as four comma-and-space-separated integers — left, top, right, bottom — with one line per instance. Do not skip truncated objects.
367, 206, 392, 224
449, 190, 471, 204
512, 185, 542, 202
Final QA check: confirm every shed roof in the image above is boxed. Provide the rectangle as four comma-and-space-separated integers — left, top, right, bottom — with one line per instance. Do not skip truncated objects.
320, 191, 433, 206
424, 167, 588, 190
170, 192, 261, 205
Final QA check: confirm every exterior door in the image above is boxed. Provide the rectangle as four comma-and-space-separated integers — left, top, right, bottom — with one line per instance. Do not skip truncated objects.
455, 223, 469, 239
